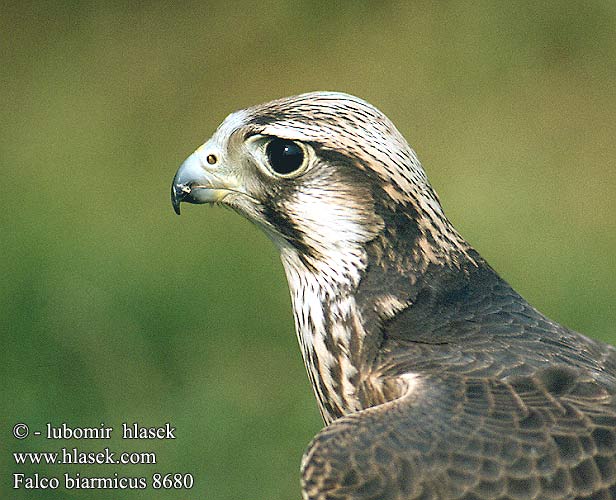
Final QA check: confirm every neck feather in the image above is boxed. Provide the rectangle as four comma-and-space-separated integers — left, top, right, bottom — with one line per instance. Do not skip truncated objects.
280, 242, 371, 422
277, 191, 479, 422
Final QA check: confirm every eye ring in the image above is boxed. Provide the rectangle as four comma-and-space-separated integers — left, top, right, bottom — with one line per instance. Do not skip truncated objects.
265, 138, 306, 176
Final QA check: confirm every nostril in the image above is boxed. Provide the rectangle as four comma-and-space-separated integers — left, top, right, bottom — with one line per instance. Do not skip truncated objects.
206, 154, 217, 165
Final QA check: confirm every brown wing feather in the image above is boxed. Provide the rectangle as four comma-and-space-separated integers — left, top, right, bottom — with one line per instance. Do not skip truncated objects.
301, 367, 616, 500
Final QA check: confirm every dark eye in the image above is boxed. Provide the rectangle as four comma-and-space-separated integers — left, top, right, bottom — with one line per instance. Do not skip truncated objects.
265, 138, 305, 175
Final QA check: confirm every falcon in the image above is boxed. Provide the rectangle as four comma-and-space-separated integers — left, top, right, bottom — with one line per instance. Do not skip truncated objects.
171, 92, 616, 499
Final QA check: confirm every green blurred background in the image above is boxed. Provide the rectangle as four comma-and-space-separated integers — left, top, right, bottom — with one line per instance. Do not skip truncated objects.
1, 1, 615, 498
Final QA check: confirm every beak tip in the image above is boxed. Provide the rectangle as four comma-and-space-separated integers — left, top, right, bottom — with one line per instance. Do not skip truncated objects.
171, 185, 182, 215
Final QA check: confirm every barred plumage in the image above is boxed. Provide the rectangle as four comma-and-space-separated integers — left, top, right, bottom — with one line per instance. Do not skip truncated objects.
172, 92, 616, 499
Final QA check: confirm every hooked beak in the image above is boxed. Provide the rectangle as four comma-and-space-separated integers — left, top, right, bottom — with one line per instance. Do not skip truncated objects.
171, 152, 235, 215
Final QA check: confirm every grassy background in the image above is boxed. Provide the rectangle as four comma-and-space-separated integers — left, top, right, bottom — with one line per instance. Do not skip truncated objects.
1, 1, 615, 498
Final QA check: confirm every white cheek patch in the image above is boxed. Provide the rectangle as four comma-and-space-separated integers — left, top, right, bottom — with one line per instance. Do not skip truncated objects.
292, 189, 369, 247
284, 187, 375, 291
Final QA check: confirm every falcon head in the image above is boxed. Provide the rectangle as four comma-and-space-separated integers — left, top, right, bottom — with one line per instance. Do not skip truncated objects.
172, 92, 480, 420
172, 92, 472, 291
